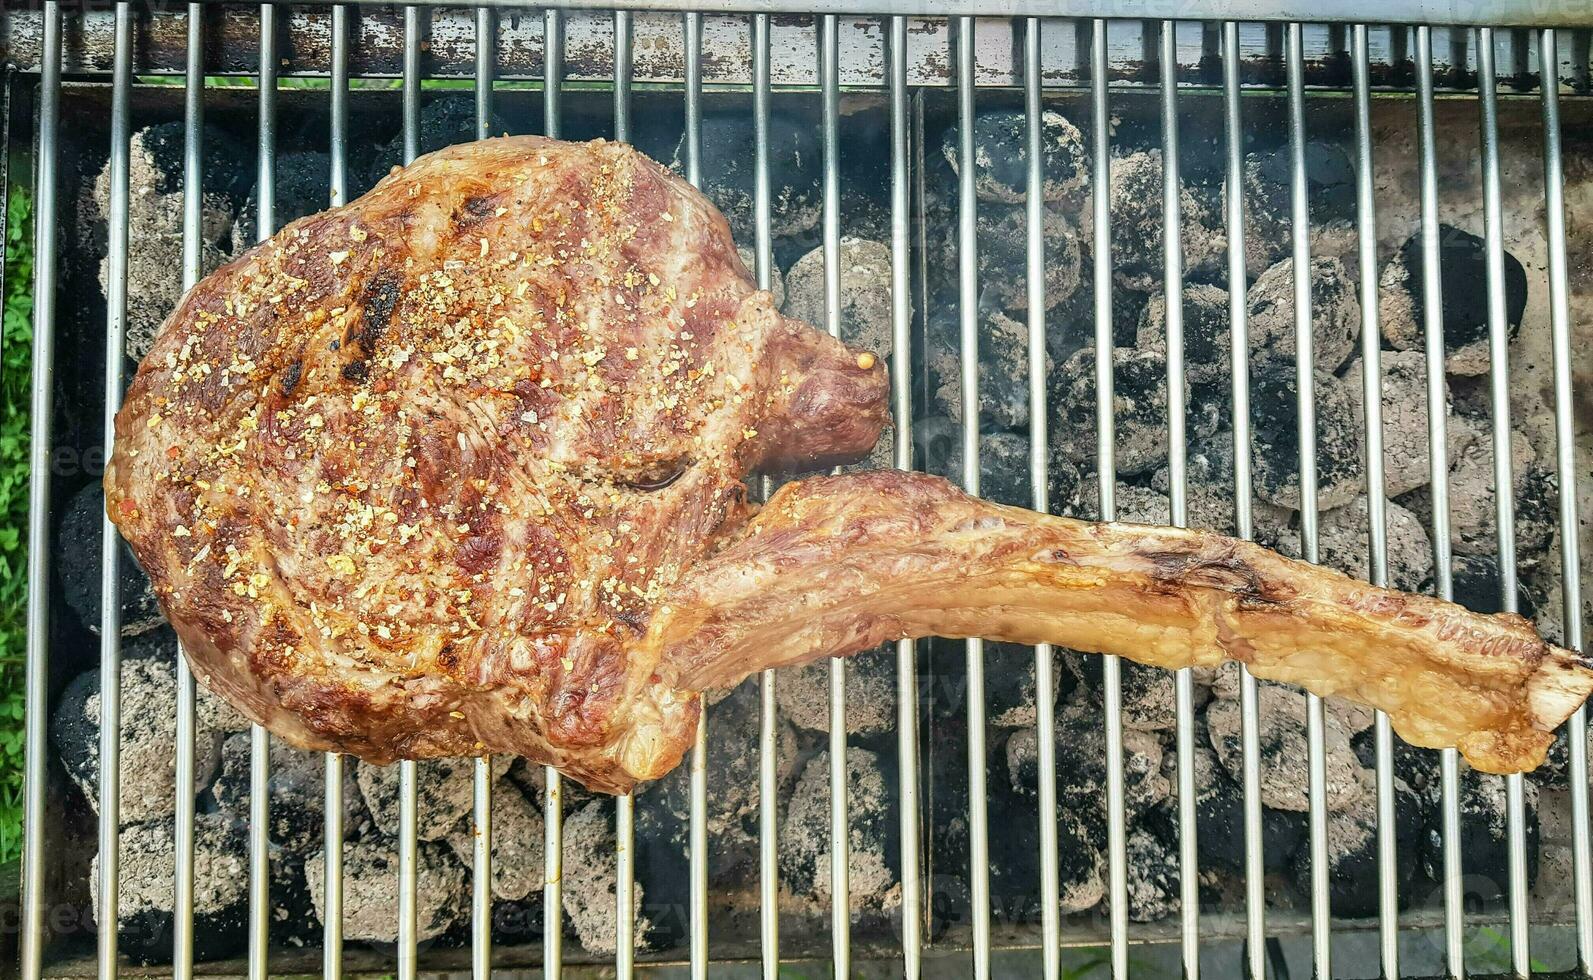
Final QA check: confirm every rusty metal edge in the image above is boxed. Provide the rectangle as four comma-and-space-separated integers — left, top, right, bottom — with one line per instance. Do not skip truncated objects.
0, 6, 1580, 87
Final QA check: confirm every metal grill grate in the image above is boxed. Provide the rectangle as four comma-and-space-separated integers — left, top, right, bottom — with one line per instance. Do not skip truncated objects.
6, 3, 1592, 977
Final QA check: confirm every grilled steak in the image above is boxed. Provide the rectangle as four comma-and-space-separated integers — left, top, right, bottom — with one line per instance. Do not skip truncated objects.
107, 136, 1592, 793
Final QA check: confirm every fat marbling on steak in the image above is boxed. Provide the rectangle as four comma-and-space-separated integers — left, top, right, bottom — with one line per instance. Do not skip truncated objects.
107, 136, 1593, 793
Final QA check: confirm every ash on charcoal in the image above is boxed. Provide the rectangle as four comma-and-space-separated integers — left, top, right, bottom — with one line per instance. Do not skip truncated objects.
1051, 288, 1152, 369
1420, 769, 1540, 903
563, 799, 655, 955
1144, 438, 1296, 539
1364, 730, 1443, 805
1229, 143, 1356, 273
356, 754, 513, 842
1136, 283, 1231, 385
940, 108, 1088, 206
1521, 539, 1591, 648
52, 641, 249, 824
1534, 788, 1579, 909
1341, 348, 1456, 497
506, 755, 597, 813
90, 123, 243, 251
1530, 714, 1593, 791
234, 151, 333, 246
1189, 743, 1304, 875
933, 203, 1084, 313
56, 482, 164, 637
1294, 770, 1425, 918
488, 895, 545, 947
674, 112, 820, 240
988, 796, 1104, 919
986, 641, 1081, 730
1067, 479, 1168, 525
779, 746, 900, 919
1008, 696, 1170, 827
937, 430, 1034, 508
1248, 365, 1363, 510
1052, 346, 1213, 478
643, 681, 799, 873
1379, 225, 1528, 376
783, 238, 897, 355
1075, 658, 1181, 733
90, 813, 248, 964
94, 124, 245, 361
928, 307, 1046, 432
365, 94, 512, 188
1123, 821, 1180, 922
1109, 150, 1225, 291
1245, 256, 1361, 374
96, 121, 252, 203
778, 651, 895, 737
443, 777, 543, 902
1444, 552, 1540, 623
1396, 415, 1538, 556
1268, 496, 1434, 594
1207, 682, 1368, 813
1511, 464, 1561, 567
736, 245, 785, 308
211, 731, 367, 850
267, 852, 323, 949
305, 836, 466, 943
1043, 453, 1083, 518
101, 232, 231, 360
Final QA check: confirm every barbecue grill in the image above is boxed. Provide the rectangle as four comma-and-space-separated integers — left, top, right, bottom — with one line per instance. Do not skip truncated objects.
3, 2, 1591, 976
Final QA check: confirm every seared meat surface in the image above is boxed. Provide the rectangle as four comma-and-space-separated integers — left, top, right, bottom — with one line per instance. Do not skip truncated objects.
108, 136, 1591, 793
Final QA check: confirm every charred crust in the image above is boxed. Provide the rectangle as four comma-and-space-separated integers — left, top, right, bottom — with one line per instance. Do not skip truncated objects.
349, 270, 401, 352
616, 457, 693, 493
437, 642, 459, 671
456, 194, 500, 226
1143, 546, 1295, 607
340, 359, 370, 383
280, 360, 303, 397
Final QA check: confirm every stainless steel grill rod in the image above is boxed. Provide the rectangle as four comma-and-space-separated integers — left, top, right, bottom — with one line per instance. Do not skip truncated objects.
818, 13, 852, 975
1350, 22, 1401, 978
682, 14, 709, 976
1286, 24, 1333, 975
1090, 18, 1129, 978
404, 8, 421, 154
955, 17, 991, 977
543, 11, 565, 976
1220, 22, 1266, 978
173, 10, 206, 975
1475, 30, 1533, 976
613, 11, 636, 974
614, 10, 632, 141
17, 6, 60, 975
1158, 24, 1200, 976
1024, 18, 1060, 980
476, 8, 493, 137
889, 14, 922, 978
751, 15, 780, 978
397, 10, 421, 976
1415, 25, 1467, 978
1539, 28, 1593, 976
323, 9, 351, 977
248, 8, 278, 975
98, 7, 133, 973
470, 18, 495, 978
